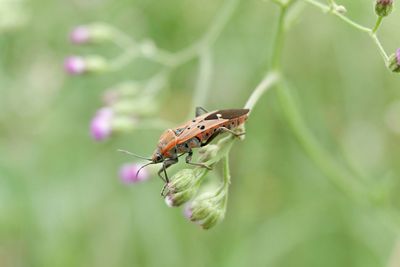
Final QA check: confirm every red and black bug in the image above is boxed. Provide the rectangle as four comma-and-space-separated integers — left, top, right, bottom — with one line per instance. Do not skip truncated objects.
120, 107, 249, 194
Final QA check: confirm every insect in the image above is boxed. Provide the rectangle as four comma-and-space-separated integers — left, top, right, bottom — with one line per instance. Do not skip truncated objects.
119, 107, 249, 195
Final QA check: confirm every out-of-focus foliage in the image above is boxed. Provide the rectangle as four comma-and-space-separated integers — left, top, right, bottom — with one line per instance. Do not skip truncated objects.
0, 0, 399, 266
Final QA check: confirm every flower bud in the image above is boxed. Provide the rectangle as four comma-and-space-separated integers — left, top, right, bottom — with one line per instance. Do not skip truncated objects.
111, 116, 138, 133
335, 5, 347, 14
70, 23, 113, 45
164, 168, 207, 207
90, 107, 114, 141
64, 55, 108, 75
375, 0, 393, 17
112, 97, 158, 116
102, 82, 141, 105
388, 48, 400, 73
64, 56, 86, 75
119, 162, 149, 183
184, 192, 226, 229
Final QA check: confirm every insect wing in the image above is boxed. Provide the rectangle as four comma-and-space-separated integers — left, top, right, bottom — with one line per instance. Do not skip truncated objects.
176, 115, 228, 144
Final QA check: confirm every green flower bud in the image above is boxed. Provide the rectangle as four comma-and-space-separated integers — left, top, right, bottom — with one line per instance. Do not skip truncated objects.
165, 188, 197, 207
112, 97, 158, 116
388, 48, 400, 73
375, 0, 393, 17
111, 116, 137, 133
85, 55, 109, 73
164, 168, 207, 207
70, 23, 114, 45
200, 210, 224, 230
184, 192, 226, 229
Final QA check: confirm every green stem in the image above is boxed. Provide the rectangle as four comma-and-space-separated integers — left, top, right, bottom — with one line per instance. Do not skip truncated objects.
221, 155, 231, 205
244, 71, 280, 114
271, 6, 288, 70
192, 50, 213, 111
371, 33, 389, 62
303, 0, 390, 64
304, 0, 371, 33
110, 0, 239, 69
270, 4, 368, 200
275, 83, 366, 199
165, 0, 239, 66
372, 16, 383, 34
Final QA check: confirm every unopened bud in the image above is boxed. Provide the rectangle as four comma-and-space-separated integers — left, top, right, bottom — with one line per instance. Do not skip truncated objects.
335, 5, 347, 14
185, 192, 226, 229
164, 168, 207, 207
112, 116, 138, 133
375, 0, 393, 17
64, 55, 108, 75
388, 48, 400, 73
70, 23, 114, 45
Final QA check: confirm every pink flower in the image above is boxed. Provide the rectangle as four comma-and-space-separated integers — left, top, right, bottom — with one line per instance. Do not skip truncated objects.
119, 163, 149, 183
183, 203, 193, 220
90, 108, 113, 141
396, 48, 400, 65
70, 26, 90, 44
64, 56, 86, 75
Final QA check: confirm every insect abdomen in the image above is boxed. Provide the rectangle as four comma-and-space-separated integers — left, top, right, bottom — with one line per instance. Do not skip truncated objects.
176, 137, 201, 154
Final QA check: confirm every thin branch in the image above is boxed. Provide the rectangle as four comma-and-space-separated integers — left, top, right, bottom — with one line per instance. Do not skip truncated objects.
303, 0, 371, 33
192, 49, 213, 110
244, 71, 280, 113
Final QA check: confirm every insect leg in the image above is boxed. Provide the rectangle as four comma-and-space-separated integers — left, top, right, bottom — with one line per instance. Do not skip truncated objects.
195, 106, 209, 117
158, 158, 178, 196
200, 130, 221, 147
185, 150, 212, 170
217, 126, 245, 138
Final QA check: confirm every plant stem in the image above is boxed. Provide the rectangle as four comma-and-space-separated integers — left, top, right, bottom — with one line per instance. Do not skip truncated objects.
372, 16, 384, 34
271, 6, 288, 70
371, 33, 389, 62
221, 155, 231, 205
192, 50, 213, 111
303, 0, 371, 33
244, 71, 280, 114
268, 3, 367, 200
303, 0, 390, 64
167, 0, 240, 66
275, 82, 365, 199
110, 0, 239, 69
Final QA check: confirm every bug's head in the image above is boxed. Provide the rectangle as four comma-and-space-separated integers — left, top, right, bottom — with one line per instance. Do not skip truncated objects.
151, 149, 164, 163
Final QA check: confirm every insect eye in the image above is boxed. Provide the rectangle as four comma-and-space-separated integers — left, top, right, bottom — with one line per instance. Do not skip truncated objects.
156, 155, 162, 161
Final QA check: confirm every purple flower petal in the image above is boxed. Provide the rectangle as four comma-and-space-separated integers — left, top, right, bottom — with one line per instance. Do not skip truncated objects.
70, 26, 90, 44
165, 195, 174, 207
90, 107, 113, 141
396, 48, 400, 65
119, 163, 149, 184
183, 203, 193, 220
64, 56, 86, 75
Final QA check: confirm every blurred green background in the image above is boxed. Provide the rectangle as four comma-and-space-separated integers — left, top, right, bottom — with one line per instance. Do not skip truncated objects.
1, 0, 400, 266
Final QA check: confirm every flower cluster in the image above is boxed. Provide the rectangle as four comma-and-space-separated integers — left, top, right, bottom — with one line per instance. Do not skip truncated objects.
162, 135, 237, 229
64, 23, 168, 183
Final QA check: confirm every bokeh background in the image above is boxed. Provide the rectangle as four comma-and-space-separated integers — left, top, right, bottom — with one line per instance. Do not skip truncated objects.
1, 0, 400, 266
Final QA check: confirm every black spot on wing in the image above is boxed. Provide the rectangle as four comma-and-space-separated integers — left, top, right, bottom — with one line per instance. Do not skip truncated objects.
204, 109, 249, 120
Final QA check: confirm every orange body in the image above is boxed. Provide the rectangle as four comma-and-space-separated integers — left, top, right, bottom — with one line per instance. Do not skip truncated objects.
152, 109, 249, 161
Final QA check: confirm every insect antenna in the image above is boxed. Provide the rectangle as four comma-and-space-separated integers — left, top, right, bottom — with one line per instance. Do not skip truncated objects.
117, 149, 152, 161
136, 162, 155, 178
